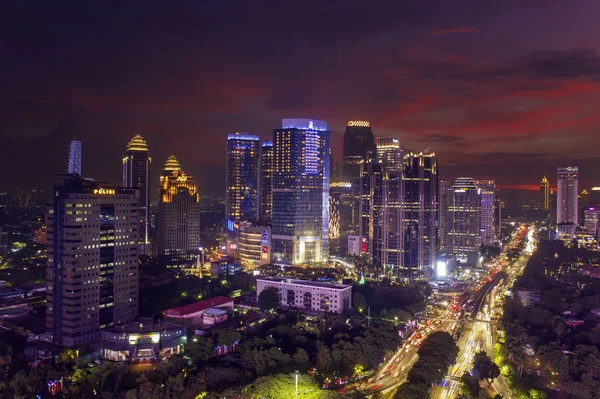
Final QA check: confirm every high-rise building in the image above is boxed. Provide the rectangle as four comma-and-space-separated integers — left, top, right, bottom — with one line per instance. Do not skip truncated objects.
448, 177, 481, 265
123, 134, 151, 254
475, 179, 496, 246
68, 140, 82, 176
258, 141, 273, 224
584, 207, 600, 239
589, 187, 600, 206
438, 180, 451, 251
343, 121, 375, 233
158, 155, 200, 267
342, 121, 375, 180
402, 151, 438, 275
556, 167, 578, 225
46, 174, 139, 346
540, 176, 550, 211
376, 137, 402, 171
271, 119, 330, 265
359, 161, 384, 265
226, 133, 260, 223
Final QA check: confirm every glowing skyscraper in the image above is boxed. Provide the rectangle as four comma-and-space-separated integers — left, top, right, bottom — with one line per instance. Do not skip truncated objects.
448, 177, 481, 265
475, 179, 496, 246
68, 140, 82, 175
158, 155, 200, 267
259, 141, 274, 224
556, 167, 578, 225
123, 134, 151, 253
540, 176, 549, 211
226, 133, 260, 223
271, 119, 330, 265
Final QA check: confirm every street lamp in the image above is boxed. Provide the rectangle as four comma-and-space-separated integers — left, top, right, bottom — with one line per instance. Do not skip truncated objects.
295, 370, 299, 399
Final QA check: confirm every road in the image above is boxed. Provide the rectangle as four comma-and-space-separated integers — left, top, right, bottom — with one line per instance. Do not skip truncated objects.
432, 227, 534, 399
346, 225, 532, 398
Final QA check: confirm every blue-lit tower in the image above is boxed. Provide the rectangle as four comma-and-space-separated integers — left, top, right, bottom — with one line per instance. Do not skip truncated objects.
226, 133, 260, 223
271, 119, 330, 265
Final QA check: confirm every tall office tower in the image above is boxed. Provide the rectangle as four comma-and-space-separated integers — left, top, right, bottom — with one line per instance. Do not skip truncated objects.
158, 155, 201, 267
226, 133, 260, 223
343, 121, 375, 179
540, 176, 550, 210
271, 119, 330, 265
584, 207, 600, 239
475, 179, 496, 246
343, 121, 375, 233
376, 137, 402, 170
46, 174, 139, 346
359, 161, 384, 265
67, 140, 82, 175
438, 180, 451, 251
556, 167, 579, 225
259, 141, 273, 224
402, 151, 438, 276
448, 177, 481, 266
589, 187, 600, 206
376, 138, 404, 274
123, 134, 151, 254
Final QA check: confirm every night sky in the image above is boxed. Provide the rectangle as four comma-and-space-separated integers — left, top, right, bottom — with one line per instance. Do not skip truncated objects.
1, 1, 599, 197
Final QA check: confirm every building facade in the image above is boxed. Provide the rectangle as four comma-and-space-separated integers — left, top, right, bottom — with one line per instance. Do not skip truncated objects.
46, 174, 139, 347
475, 179, 496, 246
259, 141, 273, 224
123, 135, 151, 254
540, 176, 549, 211
271, 119, 330, 265
438, 179, 451, 251
226, 133, 260, 223
402, 151, 438, 275
68, 140, 82, 176
158, 155, 200, 267
557, 167, 578, 225
584, 207, 600, 239
238, 224, 271, 269
256, 277, 352, 314
448, 177, 481, 265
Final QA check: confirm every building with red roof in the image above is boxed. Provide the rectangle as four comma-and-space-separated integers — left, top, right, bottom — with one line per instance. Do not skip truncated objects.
163, 296, 234, 326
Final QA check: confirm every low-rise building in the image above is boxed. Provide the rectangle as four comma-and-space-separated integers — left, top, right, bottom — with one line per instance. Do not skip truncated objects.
163, 296, 234, 327
202, 308, 228, 325
239, 224, 271, 269
210, 258, 242, 279
256, 277, 352, 314
101, 318, 186, 362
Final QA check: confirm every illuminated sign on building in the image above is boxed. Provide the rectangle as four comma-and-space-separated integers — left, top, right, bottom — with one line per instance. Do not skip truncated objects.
93, 188, 116, 195
261, 229, 269, 259
227, 220, 235, 232
281, 118, 328, 132
436, 261, 447, 278
347, 121, 370, 127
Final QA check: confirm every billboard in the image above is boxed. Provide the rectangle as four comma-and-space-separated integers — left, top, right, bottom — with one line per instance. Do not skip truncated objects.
436, 260, 447, 278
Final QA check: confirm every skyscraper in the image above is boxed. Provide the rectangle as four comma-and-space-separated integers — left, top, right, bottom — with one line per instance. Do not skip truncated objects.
402, 151, 438, 275
375, 137, 404, 274
584, 206, 599, 239
68, 139, 82, 175
123, 134, 151, 254
259, 141, 273, 224
475, 179, 496, 246
448, 177, 481, 265
540, 176, 550, 211
438, 179, 451, 251
158, 155, 200, 267
359, 161, 384, 265
46, 174, 139, 346
342, 121, 375, 234
226, 133, 260, 223
556, 167, 578, 225
271, 119, 330, 265
342, 121, 375, 180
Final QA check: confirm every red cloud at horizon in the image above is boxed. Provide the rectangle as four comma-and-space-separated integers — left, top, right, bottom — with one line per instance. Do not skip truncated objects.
429, 27, 481, 35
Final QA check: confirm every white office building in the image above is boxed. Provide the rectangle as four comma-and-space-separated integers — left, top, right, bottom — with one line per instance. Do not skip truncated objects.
256, 277, 352, 314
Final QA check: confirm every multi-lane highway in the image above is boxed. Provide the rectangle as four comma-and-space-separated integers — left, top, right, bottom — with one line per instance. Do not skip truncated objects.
345, 225, 533, 398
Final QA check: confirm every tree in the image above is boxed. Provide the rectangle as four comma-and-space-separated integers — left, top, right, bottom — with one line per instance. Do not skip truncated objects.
352, 292, 368, 313
293, 348, 310, 370
460, 371, 480, 398
472, 352, 500, 387
394, 382, 429, 399
258, 288, 281, 312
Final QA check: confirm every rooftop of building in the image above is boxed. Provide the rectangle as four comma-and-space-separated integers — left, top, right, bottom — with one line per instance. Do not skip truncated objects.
203, 308, 228, 316
257, 276, 352, 290
163, 296, 234, 317
105, 318, 184, 334
125, 134, 149, 152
